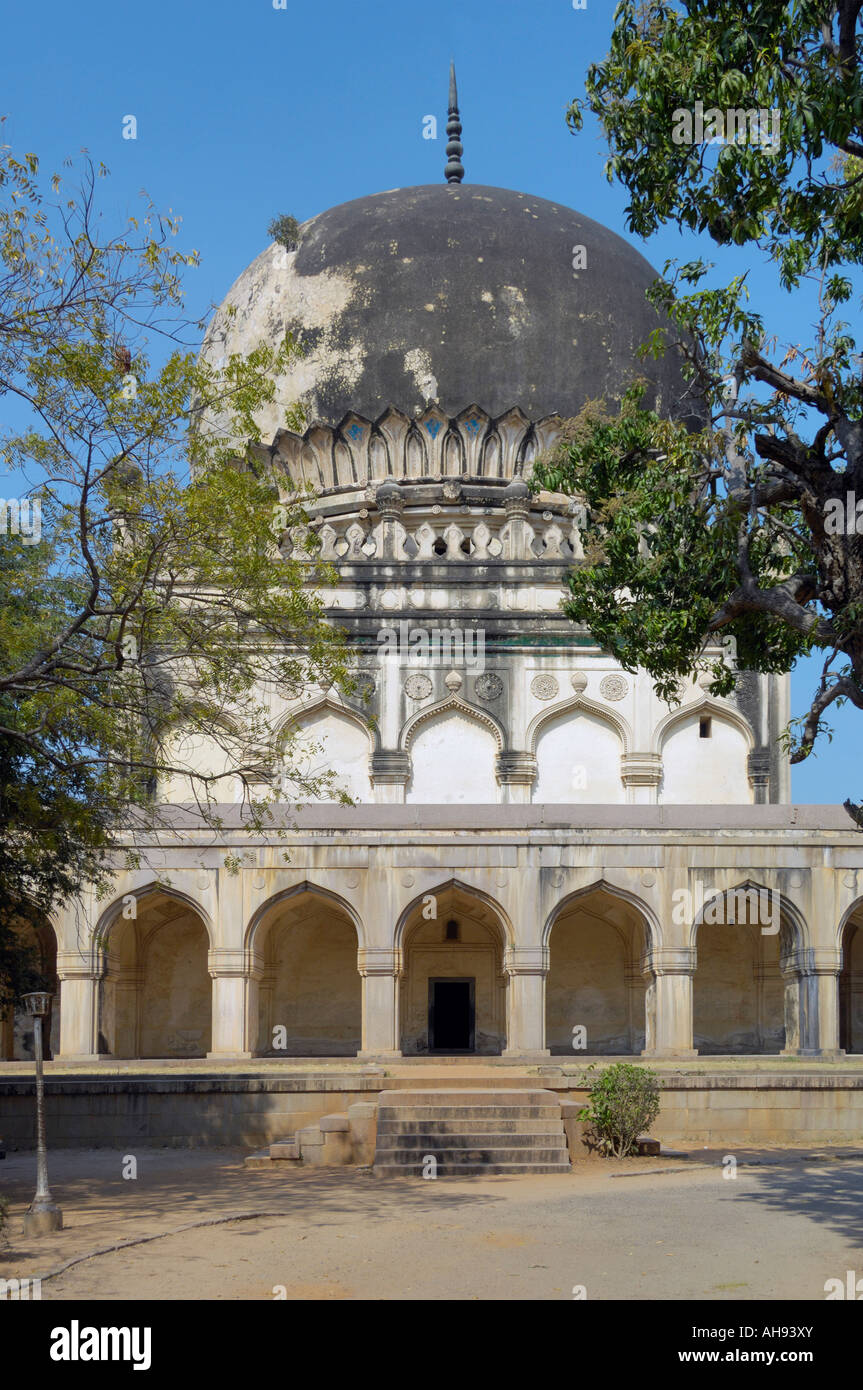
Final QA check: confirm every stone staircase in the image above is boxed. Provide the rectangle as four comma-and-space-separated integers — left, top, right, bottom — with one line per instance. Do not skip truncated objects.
374, 1088, 571, 1177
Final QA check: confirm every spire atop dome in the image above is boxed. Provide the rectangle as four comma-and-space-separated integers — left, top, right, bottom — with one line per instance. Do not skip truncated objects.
444, 60, 465, 184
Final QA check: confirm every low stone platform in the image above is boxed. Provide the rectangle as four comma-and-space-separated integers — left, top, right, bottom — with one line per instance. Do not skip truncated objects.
3, 1056, 863, 1151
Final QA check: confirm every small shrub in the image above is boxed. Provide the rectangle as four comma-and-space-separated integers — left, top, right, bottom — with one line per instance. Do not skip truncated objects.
268, 214, 300, 251
578, 1061, 660, 1158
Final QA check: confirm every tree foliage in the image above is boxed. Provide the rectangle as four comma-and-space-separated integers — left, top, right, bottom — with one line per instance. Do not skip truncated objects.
0, 140, 348, 993
536, 2, 863, 787
578, 1062, 661, 1159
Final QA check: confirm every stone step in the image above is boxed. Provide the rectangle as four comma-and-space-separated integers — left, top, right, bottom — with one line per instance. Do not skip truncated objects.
378, 1144, 569, 1164
378, 1105, 562, 1122
269, 1139, 300, 1161
376, 1132, 568, 1152
374, 1160, 572, 1178
373, 1086, 571, 1178
377, 1118, 565, 1136
380, 1088, 557, 1107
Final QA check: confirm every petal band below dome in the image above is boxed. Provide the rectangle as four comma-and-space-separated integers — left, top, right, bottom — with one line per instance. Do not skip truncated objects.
255, 404, 565, 496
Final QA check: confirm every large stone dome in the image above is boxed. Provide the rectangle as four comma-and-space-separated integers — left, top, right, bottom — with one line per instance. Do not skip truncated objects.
202, 183, 692, 442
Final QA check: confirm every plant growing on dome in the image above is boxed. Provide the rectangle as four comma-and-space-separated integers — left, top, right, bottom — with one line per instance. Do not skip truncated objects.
268, 214, 300, 251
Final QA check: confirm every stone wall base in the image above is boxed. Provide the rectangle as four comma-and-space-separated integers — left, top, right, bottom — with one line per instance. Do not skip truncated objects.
3, 1065, 863, 1151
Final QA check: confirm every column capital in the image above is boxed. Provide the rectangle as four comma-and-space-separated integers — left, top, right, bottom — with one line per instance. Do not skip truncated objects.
370, 751, 410, 785
642, 948, 696, 976
503, 947, 549, 976
56, 949, 105, 980
496, 752, 538, 786
620, 753, 662, 788
781, 947, 844, 977
747, 749, 771, 802
207, 948, 249, 979
357, 948, 400, 977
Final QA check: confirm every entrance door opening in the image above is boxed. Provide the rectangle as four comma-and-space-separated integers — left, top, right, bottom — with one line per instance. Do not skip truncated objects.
429, 978, 475, 1052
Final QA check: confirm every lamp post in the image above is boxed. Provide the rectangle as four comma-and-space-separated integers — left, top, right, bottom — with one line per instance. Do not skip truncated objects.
21, 992, 63, 1235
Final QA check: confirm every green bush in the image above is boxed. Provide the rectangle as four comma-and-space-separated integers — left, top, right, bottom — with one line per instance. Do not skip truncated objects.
578, 1062, 661, 1158
268, 214, 300, 252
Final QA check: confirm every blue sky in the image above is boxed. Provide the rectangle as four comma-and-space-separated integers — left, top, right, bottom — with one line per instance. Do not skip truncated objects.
0, 0, 857, 801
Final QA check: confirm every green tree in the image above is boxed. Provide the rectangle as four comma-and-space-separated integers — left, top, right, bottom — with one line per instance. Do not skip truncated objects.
0, 141, 348, 996
536, 2, 863, 801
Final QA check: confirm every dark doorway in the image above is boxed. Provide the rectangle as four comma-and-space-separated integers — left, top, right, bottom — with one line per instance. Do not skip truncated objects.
429, 978, 475, 1052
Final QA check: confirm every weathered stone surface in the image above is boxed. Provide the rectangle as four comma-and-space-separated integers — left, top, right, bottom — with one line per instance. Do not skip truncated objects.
201, 185, 693, 441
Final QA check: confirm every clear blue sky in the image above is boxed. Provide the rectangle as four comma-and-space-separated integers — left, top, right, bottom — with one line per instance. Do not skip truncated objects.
0, 0, 857, 801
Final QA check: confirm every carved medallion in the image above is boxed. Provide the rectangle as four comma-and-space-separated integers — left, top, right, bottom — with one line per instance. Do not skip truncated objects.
404, 674, 433, 701
475, 673, 504, 701
599, 674, 628, 701
530, 674, 559, 700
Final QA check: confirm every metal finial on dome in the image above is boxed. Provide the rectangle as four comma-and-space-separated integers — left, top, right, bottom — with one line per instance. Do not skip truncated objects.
445, 61, 464, 184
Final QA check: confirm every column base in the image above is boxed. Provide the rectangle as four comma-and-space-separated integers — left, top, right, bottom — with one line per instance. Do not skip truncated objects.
54, 1053, 109, 1063
780, 1047, 846, 1060
205, 1051, 255, 1061
356, 1050, 402, 1060
641, 1048, 698, 1060
503, 1048, 551, 1059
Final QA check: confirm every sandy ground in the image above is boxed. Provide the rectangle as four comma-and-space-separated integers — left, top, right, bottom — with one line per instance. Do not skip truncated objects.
2, 1145, 863, 1300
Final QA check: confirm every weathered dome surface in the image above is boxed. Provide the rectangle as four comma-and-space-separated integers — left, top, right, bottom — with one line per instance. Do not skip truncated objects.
203, 184, 692, 440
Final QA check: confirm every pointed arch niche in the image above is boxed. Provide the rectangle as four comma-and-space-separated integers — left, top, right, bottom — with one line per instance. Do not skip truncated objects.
278, 696, 374, 803
397, 881, 510, 1054
403, 698, 502, 804
544, 883, 653, 1054
692, 884, 798, 1053
659, 700, 754, 804
98, 887, 212, 1059
529, 698, 628, 803
0, 917, 59, 1060
247, 884, 362, 1057
840, 901, 863, 1053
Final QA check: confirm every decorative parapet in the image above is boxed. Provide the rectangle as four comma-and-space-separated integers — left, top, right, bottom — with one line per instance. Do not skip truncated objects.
292, 500, 583, 566
262, 403, 564, 495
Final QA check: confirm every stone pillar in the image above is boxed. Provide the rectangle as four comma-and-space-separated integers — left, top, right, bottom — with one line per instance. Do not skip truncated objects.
503, 948, 550, 1057
56, 950, 104, 1060
496, 752, 537, 806
246, 955, 265, 1057
781, 949, 844, 1057
370, 751, 409, 806
747, 750, 771, 805
620, 753, 662, 806
207, 949, 253, 1059
624, 963, 647, 1052
358, 949, 402, 1058
642, 949, 697, 1058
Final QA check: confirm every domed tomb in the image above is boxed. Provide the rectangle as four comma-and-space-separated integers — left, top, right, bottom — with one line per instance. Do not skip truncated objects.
202, 183, 695, 465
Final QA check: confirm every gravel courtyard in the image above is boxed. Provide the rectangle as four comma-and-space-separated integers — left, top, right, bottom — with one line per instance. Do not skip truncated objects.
2, 1146, 862, 1301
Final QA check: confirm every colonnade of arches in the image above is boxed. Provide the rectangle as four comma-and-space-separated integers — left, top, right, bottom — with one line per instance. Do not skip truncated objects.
7, 882, 863, 1062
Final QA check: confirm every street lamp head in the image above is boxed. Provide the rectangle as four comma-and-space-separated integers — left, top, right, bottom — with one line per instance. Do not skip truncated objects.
21, 991, 53, 1018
